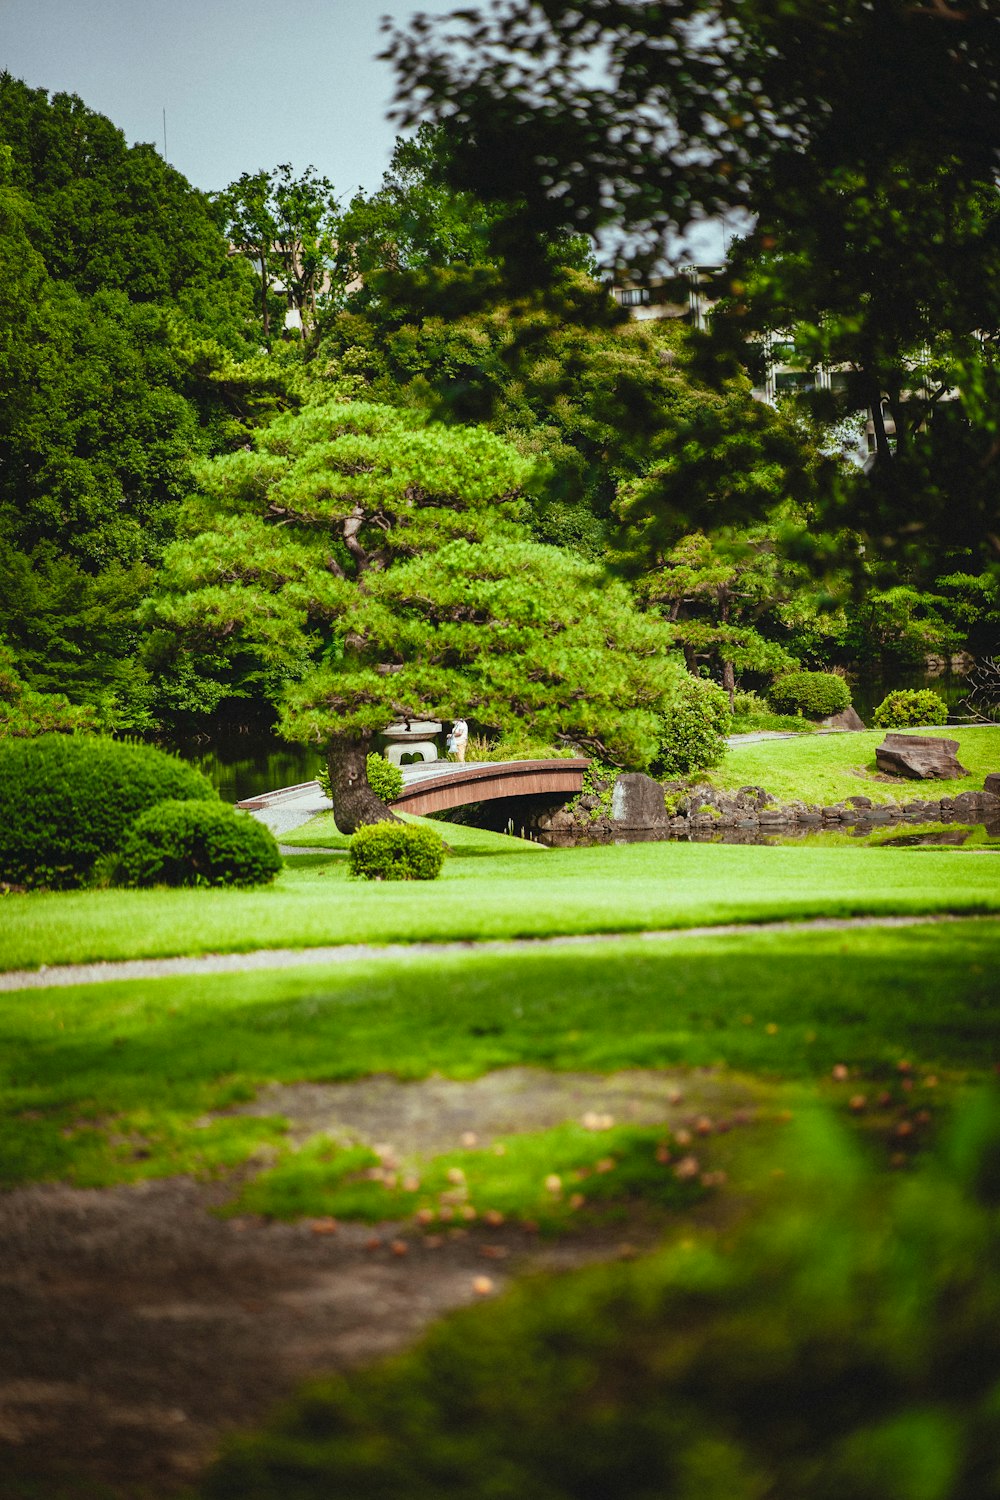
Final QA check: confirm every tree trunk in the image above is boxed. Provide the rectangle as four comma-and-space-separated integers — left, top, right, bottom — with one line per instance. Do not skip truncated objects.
260, 256, 271, 350
721, 657, 736, 711
718, 586, 736, 710
326, 734, 400, 835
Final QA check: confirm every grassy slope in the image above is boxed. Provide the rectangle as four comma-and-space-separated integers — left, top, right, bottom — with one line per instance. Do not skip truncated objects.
714, 725, 1000, 805
2, 838, 1000, 970
3, 919, 997, 1190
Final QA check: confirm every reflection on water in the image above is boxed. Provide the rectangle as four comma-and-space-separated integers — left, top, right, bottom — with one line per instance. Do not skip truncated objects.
537, 822, 1000, 850
167, 730, 322, 804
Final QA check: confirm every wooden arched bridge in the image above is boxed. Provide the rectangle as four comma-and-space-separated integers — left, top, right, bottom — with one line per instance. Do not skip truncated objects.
391, 757, 589, 815
238, 758, 589, 828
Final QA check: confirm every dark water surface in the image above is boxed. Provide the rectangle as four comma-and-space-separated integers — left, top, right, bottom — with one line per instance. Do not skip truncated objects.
168, 730, 322, 804
536, 823, 1000, 850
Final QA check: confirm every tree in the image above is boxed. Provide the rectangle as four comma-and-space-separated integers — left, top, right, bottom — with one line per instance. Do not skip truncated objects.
385, 1, 1000, 568
631, 527, 803, 704
144, 399, 681, 831
217, 164, 338, 347
334, 124, 498, 290
0, 73, 253, 344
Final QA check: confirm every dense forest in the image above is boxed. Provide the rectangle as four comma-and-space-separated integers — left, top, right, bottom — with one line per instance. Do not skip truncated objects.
1, 70, 996, 756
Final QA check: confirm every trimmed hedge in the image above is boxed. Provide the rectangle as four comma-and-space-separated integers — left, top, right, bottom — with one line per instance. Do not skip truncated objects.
654, 675, 730, 777
872, 689, 948, 728
118, 801, 281, 888
768, 671, 851, 718
348, 821, 445, 881
0, 734, 217, 889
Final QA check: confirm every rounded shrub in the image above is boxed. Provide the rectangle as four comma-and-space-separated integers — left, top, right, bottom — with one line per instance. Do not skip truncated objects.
348, 821, 445, 881
872, 688, 948, 728
654, 675, 730, 778
118, 800, 281, 888
767, 671, 851, 718
0, 734, 218, 889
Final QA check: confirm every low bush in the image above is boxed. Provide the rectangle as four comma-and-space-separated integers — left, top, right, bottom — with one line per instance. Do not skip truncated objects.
117, 800, 281, 888
654, 675, 730, 777
729, 689, 810, 735
872, 688, 948, 728
465, 729, 570, 762
348, 821, 445, 881
768, 670, 851, 718
0, 734, 217, 889
316, 753, 405, 804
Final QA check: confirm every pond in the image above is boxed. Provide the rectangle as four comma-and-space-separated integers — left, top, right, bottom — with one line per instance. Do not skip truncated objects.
166, 728, 322, 805
534, 822, 1000, 851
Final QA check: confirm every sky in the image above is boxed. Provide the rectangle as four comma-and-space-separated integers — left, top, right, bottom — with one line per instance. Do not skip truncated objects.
0, 0, 458, 197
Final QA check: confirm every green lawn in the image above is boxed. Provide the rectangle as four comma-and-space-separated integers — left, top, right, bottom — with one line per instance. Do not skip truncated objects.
3, 836, 1000, 972
3, 919, 997, 1196
3, 728, 999, 1221
714, 724, 1000, 805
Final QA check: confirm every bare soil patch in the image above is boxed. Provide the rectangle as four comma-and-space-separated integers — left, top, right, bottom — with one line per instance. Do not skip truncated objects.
0, 1066, 761, 1498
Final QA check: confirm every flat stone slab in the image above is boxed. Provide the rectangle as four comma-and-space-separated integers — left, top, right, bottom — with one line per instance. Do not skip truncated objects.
875, 733, 968, 781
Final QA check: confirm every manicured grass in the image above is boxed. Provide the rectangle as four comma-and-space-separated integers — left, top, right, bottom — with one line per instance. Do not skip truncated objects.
279, 813, 544, 854
3, 837, 1000, 972
2, 919, 997, 1194
714, 724, 1000, 805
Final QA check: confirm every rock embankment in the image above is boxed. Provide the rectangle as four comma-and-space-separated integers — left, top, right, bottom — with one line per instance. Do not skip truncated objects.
533, 772, 1000, 841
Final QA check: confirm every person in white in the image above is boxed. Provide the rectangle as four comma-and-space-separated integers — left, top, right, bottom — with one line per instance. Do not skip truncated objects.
446, 719, 469, 762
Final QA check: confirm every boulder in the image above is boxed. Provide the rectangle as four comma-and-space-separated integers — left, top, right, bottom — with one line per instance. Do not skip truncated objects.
875, 734, 968, 781
985, 773, 1000, 799
611, 773, 670, 826
952, 790, 1000, 821
820, 706, 867, 731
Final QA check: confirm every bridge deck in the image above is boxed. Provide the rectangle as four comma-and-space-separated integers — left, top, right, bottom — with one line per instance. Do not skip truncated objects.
392, 758, 589, 816
237, 758, 589, 822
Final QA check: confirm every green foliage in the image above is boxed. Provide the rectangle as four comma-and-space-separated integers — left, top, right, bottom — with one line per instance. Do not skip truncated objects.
768, 671, 851, 719
0, 75, 251, 339
631, 520, 808, 691
348, 821, 445, 882
841, 585, 972, 672
216, 163, 338, 347
0, 87, 288, 731
147, 397, 681, 769
364, 753, 405, 804
117, 800, 281, 889
0, 640, 95, 737
873, 690, 949, 730
464, 729, 569, 762
202, 1095, 1000, 1500
729, 689, 809, 736
654, 674, 730, 778
0, 733, 217, 889
566, 759, 616, 821
386, 1, 1000, 570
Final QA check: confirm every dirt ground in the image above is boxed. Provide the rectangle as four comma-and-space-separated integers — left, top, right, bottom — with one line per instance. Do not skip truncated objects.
0, 1066, 763, 1499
